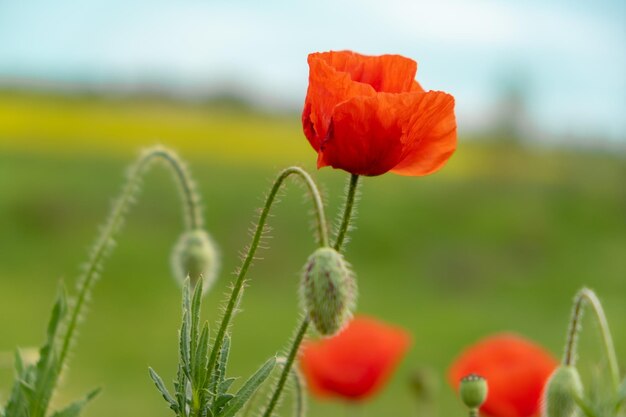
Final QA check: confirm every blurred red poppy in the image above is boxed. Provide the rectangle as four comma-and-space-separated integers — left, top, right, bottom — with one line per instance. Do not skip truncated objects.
302, 50, 456, 177
299, 315, 411, 401
449, 333, 558, 417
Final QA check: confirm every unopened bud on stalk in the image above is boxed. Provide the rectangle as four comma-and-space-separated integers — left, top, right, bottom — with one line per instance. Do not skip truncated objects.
460, 374, 488, 410
542, 365, 583, 417
300, 247, 356, 336
171, 229, 219, 294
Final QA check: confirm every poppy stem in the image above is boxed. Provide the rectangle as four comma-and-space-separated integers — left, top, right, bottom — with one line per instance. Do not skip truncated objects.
563, 288, 620, 391
334, 174, 360, 250
58, 146, 203, 377
468, 408, 479, 417
262, 317, 310, 417
262, 173, 361, 417
206, 167, 329, 389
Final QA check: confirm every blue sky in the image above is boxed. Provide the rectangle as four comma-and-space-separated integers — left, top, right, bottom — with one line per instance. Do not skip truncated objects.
0, 0, 624, 142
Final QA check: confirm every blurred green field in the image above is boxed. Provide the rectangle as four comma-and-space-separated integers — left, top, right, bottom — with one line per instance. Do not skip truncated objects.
0, 94, 625, 417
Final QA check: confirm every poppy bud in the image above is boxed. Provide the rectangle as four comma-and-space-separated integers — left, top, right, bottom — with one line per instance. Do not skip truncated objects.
541, 365, 583, 417
171, 229, 219, 294
300, 247, 356, 336
460, 374, 488, 409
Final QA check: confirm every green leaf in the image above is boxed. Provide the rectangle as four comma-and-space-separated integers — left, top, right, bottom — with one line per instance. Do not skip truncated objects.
218, 356, 276, 417
575, 396, 600, 417
18, 379, 35, 401
149, 367, 178, 412
209, 334, 231, 413
213, 393, 234, 412
219, 378, 236, 395
193, 322, 210, 387
217, 335, 231, 385
179, 312, 191, 379
14, 350, 24, 375
191, 279, 203, 347
31, 287, 68, 417
48, 388, 100, 417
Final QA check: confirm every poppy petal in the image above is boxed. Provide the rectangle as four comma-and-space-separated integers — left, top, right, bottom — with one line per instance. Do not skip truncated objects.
302, 55, 375, 152
391, 91, 457, 176
319, 93, 416, 176
311, 50, 419, 93
448, 334, 558, 417
300, 315, 411, 401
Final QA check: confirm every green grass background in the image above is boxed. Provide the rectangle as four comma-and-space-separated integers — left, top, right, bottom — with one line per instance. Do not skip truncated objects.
0, 93, 625, 416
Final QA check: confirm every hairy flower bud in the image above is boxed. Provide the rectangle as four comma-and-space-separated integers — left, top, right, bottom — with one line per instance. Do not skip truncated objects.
460, 374, 488, 409
300, 247, 356, 336
542, 365, 583, 417
171, 229, 219, 294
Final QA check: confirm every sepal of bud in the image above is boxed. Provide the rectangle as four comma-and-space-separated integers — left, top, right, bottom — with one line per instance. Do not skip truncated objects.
542, 365, 583, 417
171, 229, 219, 294
300, 247, 356, 336
460, 373, 488, 409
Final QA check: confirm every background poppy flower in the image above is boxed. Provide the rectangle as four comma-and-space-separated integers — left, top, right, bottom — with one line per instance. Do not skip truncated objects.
448, 333, 558, 417
299, 315, 411, 401
302, 50, 456, 177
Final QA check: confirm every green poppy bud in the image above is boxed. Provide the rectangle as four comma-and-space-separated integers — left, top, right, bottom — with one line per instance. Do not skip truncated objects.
171, 229, 219, 294
542, 365, 583, 417
300, 247, 356, 336
460, 374, 488, 409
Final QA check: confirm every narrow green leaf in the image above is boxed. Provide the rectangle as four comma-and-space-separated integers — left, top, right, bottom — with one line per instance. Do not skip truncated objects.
179, 313, 191, 379
182, 278, 192, 317
48, 388, 100, 417
31, 287, 68, 417
18, 379, 35, 400
193, 322, 210, 387
209, 334, 231, 413
46, 286, 67, 340
213, 393, 234, 412
149, 367, 178, 412
191, 279, 203, 347
14, 350, 24, 375
219, 378, 236, 395
217, 335, 231, 384
574, 396, 600, 417
219, 356, 276, 417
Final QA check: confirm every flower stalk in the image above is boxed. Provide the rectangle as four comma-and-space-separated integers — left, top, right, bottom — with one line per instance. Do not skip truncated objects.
206, 167, 329, 390
262, 173, 361, 417
563, 288, 620, 391
58, 146, 204, 374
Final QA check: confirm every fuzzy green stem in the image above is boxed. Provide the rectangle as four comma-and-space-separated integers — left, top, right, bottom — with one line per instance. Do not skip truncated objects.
262, 318, 310, 417
563, 288, 620, 391
262, 173, 361, 417
58, 146, 203, 374
206, 167, 328, 386
334, 174, 359, 250
469, 408, 479, 417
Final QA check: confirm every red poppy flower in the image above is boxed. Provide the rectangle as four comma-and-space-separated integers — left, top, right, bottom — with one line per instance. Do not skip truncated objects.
299, 315, 411, 401
448, 333, 558, 417
302, 50, 456, 177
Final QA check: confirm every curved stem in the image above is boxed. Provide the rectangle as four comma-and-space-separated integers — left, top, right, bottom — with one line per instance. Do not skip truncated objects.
334, 174, 359, 250
563, 288, 620, 391
262, 173, 361, 417
58, 146, 203, 372
206, 167, 329, 383
150, 147, 204, 231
